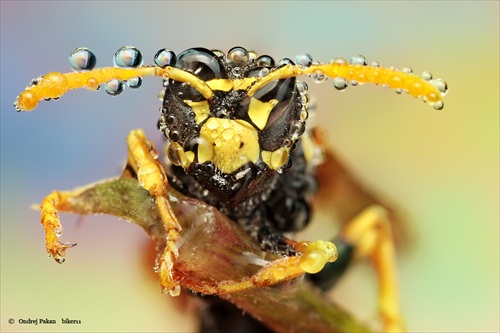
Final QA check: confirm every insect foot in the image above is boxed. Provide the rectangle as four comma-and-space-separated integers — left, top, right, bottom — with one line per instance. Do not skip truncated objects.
39, 191, 77, 263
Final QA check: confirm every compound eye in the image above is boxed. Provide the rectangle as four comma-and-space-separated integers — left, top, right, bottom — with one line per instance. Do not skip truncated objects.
244, 67, 297, 151
246, 67, 296, 125
170, 48, 226, 102
176, 48, 226, 81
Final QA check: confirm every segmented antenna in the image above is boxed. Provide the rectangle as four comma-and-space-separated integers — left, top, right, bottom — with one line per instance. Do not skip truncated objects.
14, 47, 447, 112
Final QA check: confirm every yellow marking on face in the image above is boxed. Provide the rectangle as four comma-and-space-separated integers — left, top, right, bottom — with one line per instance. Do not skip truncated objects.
248, 98, 278, 130
262, 147, 289, 170
233, 77, 257, 90
205, 77, 257, 92
199, 118, 259, 174
206, 79, 233, 91
184, 100, 210, 124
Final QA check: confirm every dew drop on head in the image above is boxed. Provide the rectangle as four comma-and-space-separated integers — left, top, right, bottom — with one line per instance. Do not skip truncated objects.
258, 68, 270, 78
113, 46, 143, 68
248, 50, 257, 62
277, 58, 294, 68
227, 47, 249, 66
296, 81, 308, 95
211, 49, 225, 58
295, 53, 313, 68
69, 47, 96, 72
154, 49, 176, 68
256, 55, 275, 67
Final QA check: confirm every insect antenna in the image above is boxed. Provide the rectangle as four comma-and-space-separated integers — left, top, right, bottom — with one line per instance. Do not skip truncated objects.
14, 47, 213, 112
247, 55, 448, 110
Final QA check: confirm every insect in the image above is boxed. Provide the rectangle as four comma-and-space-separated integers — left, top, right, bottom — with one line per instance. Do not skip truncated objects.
15, 46, 447, 332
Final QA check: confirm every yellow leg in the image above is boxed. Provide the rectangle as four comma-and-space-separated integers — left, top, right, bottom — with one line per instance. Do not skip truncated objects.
38, 129, 339, 297
125, 129, 341, 296
187, 239, 338, 295
40, 191, 77, 263
126, 129, 183, 296
342, 205, 405, 332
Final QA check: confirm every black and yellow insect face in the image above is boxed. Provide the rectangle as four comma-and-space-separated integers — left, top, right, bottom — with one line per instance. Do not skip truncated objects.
158, 47, 308, 204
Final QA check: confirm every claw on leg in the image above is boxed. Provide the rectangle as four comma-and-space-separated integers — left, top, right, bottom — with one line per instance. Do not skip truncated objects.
126, 129, 182, 296
40, 191, 77, 263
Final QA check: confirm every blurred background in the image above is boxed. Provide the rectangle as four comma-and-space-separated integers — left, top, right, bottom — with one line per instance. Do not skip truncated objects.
1, 1, 498, 332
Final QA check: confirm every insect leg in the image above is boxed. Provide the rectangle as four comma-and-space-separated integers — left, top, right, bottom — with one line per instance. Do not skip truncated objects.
126, 129, 182, 296
341, 205, 405, 332
39, 191, 78, 263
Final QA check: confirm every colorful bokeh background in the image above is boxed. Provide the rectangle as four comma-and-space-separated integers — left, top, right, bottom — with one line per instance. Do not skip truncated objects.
1, 1, 498, 332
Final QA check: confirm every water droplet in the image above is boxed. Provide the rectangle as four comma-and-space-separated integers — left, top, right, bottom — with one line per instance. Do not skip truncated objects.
282, 138, 293, 149
169, 130, 180, 142
158, 90, 165, 101
113, 46, 143, 68
248, 50, 257, 62
290, 120, 306, 139
231, 67, 242, 77
431, 78, 448, 96
258, 68, 270, 78
228, 46, 249, 66
167, 142, 184, 166
300, 95, 310, 108
256, 55, 275, 67
55, 227, 62, 236
157, 116, 167, 132
350, 80, 358, 86
421, 71, 433, 81
350, 55, 367, 66
295, 53, 313, 68
84, 77, 100, 90
312, 69, 327, 83
277, 58, 294, 68
127, 77, 142, 89
105, 79, 124, 96
211, 49, 225, 58
296, 81, 308, 95
30, 76, 43, 87
300, 110, 309, 121
402, 67, 413, 74
433, 100, 444, 110
330, 58, 347, 65
154, 48, 176, 68
168, 285, 181, 297
167, 114, 177, 125
332, 76, 348, 91
371, 61, 380, 67
69, 47, 96, 72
